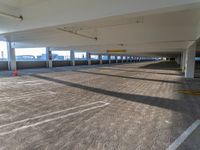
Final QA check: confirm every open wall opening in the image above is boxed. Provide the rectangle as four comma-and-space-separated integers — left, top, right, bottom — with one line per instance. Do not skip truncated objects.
15, 48, 47, 69
0, 41, 8, 70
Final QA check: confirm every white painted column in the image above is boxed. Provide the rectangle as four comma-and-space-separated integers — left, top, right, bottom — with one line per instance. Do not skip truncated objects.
86, 52, 91, 65
136, 57, 139, 62
130, 56, 133, 62
136, 57, 138, 62
70, 50, 75, 66
175, 57, 177, 64
46, 47, 52, 68
115, 56, 118, 63
133, 56, 135, 62
181, 51, 186, 72
121, 56, 123, 63
7, 42, 16, 71
125, 56, 128, 63
175, 55, 181, 65
108, 54, 111, 64
185, 42, 196, 78
99, 54, 102, 64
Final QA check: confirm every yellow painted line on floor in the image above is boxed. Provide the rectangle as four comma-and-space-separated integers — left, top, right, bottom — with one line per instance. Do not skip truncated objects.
177, 90, 200, 96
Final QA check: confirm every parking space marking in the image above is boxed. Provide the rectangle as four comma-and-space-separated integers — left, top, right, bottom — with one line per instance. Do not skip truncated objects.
0, 101, 109, 136
167, 120, 200, 150
0, 101, 107, 129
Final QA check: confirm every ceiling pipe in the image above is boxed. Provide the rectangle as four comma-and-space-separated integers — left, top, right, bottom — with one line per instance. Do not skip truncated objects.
57, 28, 97, 41
0, 12, 23, 21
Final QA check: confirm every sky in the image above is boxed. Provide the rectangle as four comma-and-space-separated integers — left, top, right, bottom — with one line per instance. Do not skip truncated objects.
0, 42, 156, 60
15, 47, 86, 59
15, 48, 46, 57
0, 41, 8, 58
1, 42, 96, 60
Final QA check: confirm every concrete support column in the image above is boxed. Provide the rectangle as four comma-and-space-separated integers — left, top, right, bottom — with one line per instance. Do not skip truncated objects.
115, 56, 118, 63
46, 47, 52, 68
135, 57, 137, 62
86, 52, 91, 65
121, 56, 123, 63
70, 50, 75, 66
175, 55, 181, 65
99, 54, 102, 64
108, 54, 111, 64
185, 42, 196, 78
135, 57, 138, 62
133, 57, 135, 62
175, 57, 178, 64
181, 51, 186, 72
130, 56, 133, 62
7, 42, 17, 71
136, 57, 138, 62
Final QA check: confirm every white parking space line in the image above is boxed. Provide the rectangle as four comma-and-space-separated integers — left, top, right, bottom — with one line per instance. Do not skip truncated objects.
167, 120, 200, 150
0, 101, 107, 128
0, 101, 109, 136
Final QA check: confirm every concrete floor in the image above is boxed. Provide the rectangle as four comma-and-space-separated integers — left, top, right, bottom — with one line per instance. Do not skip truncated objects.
0, 61, 200, 150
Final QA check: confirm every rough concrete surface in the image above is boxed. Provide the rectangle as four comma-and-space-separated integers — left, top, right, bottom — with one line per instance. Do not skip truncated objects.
0, 61, 199, 150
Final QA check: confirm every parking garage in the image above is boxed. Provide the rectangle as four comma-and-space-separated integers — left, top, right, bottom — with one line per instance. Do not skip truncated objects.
0, 0, 200, 150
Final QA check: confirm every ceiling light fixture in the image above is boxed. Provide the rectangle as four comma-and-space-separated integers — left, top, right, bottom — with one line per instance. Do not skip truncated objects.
0, 12, 23, 21
135, 16, 144, 24
118, 43, 124, 47
57, 28, 98, 41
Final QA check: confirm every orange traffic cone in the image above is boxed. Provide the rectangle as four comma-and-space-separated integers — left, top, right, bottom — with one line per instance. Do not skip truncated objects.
12, 70, 18, 76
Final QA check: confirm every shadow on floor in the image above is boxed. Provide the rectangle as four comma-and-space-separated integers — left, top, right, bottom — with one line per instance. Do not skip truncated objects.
0, 63, 119, 78
73, 70, 182, 85
140, 61, 181, 70
32, 74, 200, 118
98, 67, 183, 76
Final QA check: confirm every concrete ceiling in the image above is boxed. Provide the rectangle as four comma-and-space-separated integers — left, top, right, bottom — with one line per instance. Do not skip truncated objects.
0, 0, 200, 57
0, 0, 20, 8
